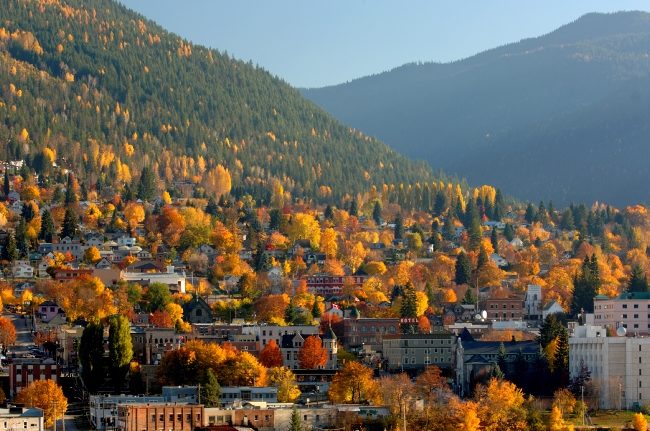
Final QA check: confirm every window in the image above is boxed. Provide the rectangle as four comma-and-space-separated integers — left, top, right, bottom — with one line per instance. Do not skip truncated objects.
635, 314, 639, 319
623, 304, 628, 309
169, 414, 174, 422
623, 314, 628, 319
635, 304, 639, 309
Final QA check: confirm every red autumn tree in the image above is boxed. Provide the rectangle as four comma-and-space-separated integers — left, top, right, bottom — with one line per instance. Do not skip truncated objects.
298, 335, 327, 369
259, 339, 283, 368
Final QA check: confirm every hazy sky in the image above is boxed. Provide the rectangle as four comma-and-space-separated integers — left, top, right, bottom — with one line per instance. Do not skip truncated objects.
120, 1, 650, 88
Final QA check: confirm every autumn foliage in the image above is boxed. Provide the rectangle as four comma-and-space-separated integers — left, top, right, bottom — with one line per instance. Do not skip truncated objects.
259, 340, 283, 368
298, 335, 328, 369
16, 380, 68, 427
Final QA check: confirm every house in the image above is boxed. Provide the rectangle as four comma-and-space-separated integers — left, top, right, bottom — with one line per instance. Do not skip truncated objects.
182, 296, 214, 324
121, 266, 186, 293
489, 253, 509, 268
509, 238, 524, 248
38, 301, 64, 323
280, 331, 337, 370
95, 258, 113, 269
542, 301, 565, 319
0, 406, 44, 431
117, 236, 137, 247
12, 260, 34, 278
52, 268, 93, 280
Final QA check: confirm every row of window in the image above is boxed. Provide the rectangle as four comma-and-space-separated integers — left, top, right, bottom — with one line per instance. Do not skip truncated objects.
149, 413, 201, 423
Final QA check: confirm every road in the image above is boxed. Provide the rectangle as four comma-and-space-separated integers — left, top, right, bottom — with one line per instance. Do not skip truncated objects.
6, 312, 34, 356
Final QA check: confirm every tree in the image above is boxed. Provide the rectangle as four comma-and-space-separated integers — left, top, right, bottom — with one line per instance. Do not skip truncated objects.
39, 209, 55, 242
0, 317, 16, 352
394, 213, 405, 240
547, 406, 567, 431
259, 340, 283, 368
372, 201, 382, 225
349, 198, 358, 217
16, 380, 68, 427
570, 255, 600, 316
455, 251, 472, 285
329, 361, 381, 404
298, 335, 327, 369
319, 227, 338, 258
474, 378, 526, 431
84, 246, 101, 265
284, 300, 298, 325
552, 388, 576, 418
633, 412, 648, 431
137, 166, 157, 201
108, 315, 133, 391
491, 227, 499, 254
123, 202, 145, 234
79, 321, 105, 393
2, 233, 18, 262
289, 407, 303, 431
525, 203, 536, 224
269, 366, 301, 403
400, 282, 418, 334
61, 207, 78, 238
200, 369, 221, 407
628, 264, 649, 293
503, 223, 515, 242
143, 283, 173, 311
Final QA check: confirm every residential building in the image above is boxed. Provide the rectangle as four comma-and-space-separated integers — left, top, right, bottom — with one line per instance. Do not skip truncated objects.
593, 292, 650, 335
302, 273, 366, 297
0, 406, 44, 431
220, 387, 277, 406
279, 329, 337, 370
242, 324, 319, 348
570, 323, 650, 409
37, 301, 63, 323
121, 266, 186, 293
116, 403, 203, 431
382, 330, 456, 371
11, 260, 34, 278
52, 268, 93, 281
543, 300, 566, 319
182, 296, 214, 324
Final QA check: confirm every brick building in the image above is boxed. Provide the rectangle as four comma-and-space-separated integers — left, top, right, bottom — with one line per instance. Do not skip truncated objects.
116, 404, 203, 431
485, 295, 525, 320
8, 359, 59, 397
341, 317, 399, 352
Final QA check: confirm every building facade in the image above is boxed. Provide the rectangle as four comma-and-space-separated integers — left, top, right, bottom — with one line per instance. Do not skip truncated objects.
485, 295, 525, 320
593, 292, 650, 335
382, 331, 456, 371
341, 317, 399, 352
116, 404, 203, 431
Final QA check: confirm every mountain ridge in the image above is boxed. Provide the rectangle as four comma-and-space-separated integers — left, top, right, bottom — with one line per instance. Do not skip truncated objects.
302, 11, 650, 205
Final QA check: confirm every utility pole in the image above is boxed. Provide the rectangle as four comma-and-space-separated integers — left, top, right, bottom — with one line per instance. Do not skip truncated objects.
402, 397, 407, 431
581, 385, 585, 426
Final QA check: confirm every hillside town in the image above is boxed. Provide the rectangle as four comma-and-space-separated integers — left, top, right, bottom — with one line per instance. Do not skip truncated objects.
0, 159, 647, 431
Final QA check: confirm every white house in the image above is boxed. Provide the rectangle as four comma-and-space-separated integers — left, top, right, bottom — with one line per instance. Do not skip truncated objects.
510, 238, 524, 248
542, 300, 565, 319
12, 260, 34, 278
490, 253, 509, 268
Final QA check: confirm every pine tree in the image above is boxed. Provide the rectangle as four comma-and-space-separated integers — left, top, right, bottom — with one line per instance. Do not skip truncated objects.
311, 299, 322, 318
525, 203, 536, 224
15, 217, 29, 257
61, 208, 78, 238
284, 300, 298, 324
3, 170, 9, 199
324, 205, 334, 221
65, 174, 77, 205
503, 223, 515, 241
491, 227, 499, 254
205, 197, 219, 216
455, 251, 472, 285
394, 213, 404, 240
200, 369, 221, 407
477, 245, 489, 269
349, 198, 358, 217
372, 201, 382, 225
39, 209, 55, 242
468, 217, 482, 251
2, 233, 18, 262
628, 264, 649, 293
462, 287, 477, 305
108, 315, 133, 391
554, 328, 570, 387
399, 282, 418, 334
442, 216, 455, 241
137, 166, 157, 201
288, 407, 303, 431
497, 342, 508, 376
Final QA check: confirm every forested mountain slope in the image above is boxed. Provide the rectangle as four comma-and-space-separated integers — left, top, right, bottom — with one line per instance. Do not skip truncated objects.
0, 0, 436, 202
303, 11, 650, 205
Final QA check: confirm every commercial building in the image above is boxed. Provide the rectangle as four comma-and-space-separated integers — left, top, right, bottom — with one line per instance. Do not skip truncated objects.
0, 406, 44, 431
382, 330, 456, 371
593, 292, 650, 335
116, 404, 203, 431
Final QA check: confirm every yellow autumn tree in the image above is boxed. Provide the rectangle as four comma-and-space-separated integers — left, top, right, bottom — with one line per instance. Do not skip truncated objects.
287, 213, 321, 249
633, 412, 648, 431
319, 227, 338, 258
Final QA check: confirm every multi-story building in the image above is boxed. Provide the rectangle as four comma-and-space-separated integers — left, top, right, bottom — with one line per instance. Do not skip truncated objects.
220, 387, 278, 406
485, 295, 525, 320
121, 266, 186, 293
570, 323, 650, 409
382, 330, 456, 371
131, 327, 184, 365
90, 387, 198, 430
341, 317, 399, 352
116, 404, 203, 431
524, 284, 543, 320
0, 406, 44, 431
302, 273, 366, 297
279, 329, 337, 370
8, 359, 59, 397
593, 292, 650, 335
242, 324, 319, 348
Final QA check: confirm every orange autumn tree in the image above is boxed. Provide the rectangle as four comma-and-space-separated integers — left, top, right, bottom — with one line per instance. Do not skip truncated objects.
328, 361, 381, 404
298, 335, 327, 369
259, 340, 283, 368
0, 317, 16, 352
16, 380, 67, 427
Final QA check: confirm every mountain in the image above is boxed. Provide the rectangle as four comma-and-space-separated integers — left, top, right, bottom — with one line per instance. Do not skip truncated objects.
302, 11, 650, 206
0, 0, 436, 202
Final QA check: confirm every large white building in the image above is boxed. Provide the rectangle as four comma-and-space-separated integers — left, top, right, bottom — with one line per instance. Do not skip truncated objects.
569, 323, 650, 409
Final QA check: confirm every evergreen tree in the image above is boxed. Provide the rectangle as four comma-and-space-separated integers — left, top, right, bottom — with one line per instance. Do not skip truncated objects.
79, 322, 105, 393
477, 245, 489, 269
61, 207, 78, 238
205, 197, 219, 216
554, 327, 570, 387
372, 201, 382, 225
269, 209, 282, 230
628, 264, 649, 293
399, 282, 418, 334
39, 209, 55, 242
535, 201, 548, 225
108, 315, 133, 391
490, 363, 505, 380
425, 282, 435, 305
493, 189, 505, 220
65, 174, 77, 205
524, 203, 536, 224
433, 190, 448, 217
284, 300, 298, 324
2, 233, 18, 262
394, 213, 404, 240
442, 216, 455, 241
324, 205, 334, 221
122, 183, 135, 202
289, 407, 303, 431
137, 166, 157, 201
468, 217, 482, 251
462, 287, 477, 305
200, 369, 221, 408
80, 182, 88, 201
22, 202, 36, 222
491, 227, 499, 254
15, 217, 29, 257
455, 251, 472, 285
349, 198, 358, 217
497, 342, 508, 376
503, 223, 515, 241
3, 170, 9, 199
537, 314, 566, 348
52, 186, 65, 204
311, 299, 322, 318
571, 255, 601, 316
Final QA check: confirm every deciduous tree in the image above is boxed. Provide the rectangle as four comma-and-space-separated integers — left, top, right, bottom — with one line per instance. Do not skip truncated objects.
0, 317, 16, 352
329, 361, 381, 405
269, 366, 301, 403
16, 380, 67, 428
259, 340, 283, 368
298, 335, 327, 369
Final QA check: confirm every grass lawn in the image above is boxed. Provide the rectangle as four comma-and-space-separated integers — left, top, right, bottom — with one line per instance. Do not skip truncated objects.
566, 410, 644, 429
